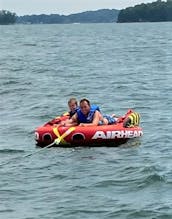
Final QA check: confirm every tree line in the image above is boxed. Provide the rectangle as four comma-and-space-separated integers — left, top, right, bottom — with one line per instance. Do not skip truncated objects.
118, 0, 172, 22
0, 10, 17, 24
16, 9, 119, 24
0, 9, 119, 24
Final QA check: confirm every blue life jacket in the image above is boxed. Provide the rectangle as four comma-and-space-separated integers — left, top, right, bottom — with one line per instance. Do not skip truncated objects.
77, 105, 100, 123
69, 107, 79, 118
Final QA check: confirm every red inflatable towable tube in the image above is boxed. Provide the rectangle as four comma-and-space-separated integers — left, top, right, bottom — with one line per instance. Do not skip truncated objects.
34, 109, 143, 147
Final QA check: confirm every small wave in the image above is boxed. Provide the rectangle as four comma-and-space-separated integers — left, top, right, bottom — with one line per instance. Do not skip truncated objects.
2, 80, 19, 85
0, 90, 11, 95
0, 149, 25, 154
23, 43, 37, 46
12, 68, 24, 72
94, 179, 119, 188
138, 173, 166, 188
0, 209, 14, 213
50, 174, 68, 180
128, 209, 154, 218
22, 81, 33, 85
135, 106, 152, 110
94, 171, 166, 189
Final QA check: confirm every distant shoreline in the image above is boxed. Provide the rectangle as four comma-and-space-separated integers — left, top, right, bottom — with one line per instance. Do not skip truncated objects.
16, 9, 119, 24
1, 1, 172, 25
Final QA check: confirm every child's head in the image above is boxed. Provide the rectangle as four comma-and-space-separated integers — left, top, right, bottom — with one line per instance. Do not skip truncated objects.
68, 98, 78, 112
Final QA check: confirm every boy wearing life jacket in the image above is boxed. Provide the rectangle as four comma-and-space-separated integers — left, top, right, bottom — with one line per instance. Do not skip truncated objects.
67, 97, 79, 118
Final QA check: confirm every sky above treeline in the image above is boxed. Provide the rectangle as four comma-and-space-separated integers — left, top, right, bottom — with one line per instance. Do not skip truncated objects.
0, 0, 156, 15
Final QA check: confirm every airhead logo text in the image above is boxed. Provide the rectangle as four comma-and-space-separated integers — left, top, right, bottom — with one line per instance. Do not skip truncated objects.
92, 130, 143, 139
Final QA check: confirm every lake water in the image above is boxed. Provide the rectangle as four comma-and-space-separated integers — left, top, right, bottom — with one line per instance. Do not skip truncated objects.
0, 22, 172, 219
